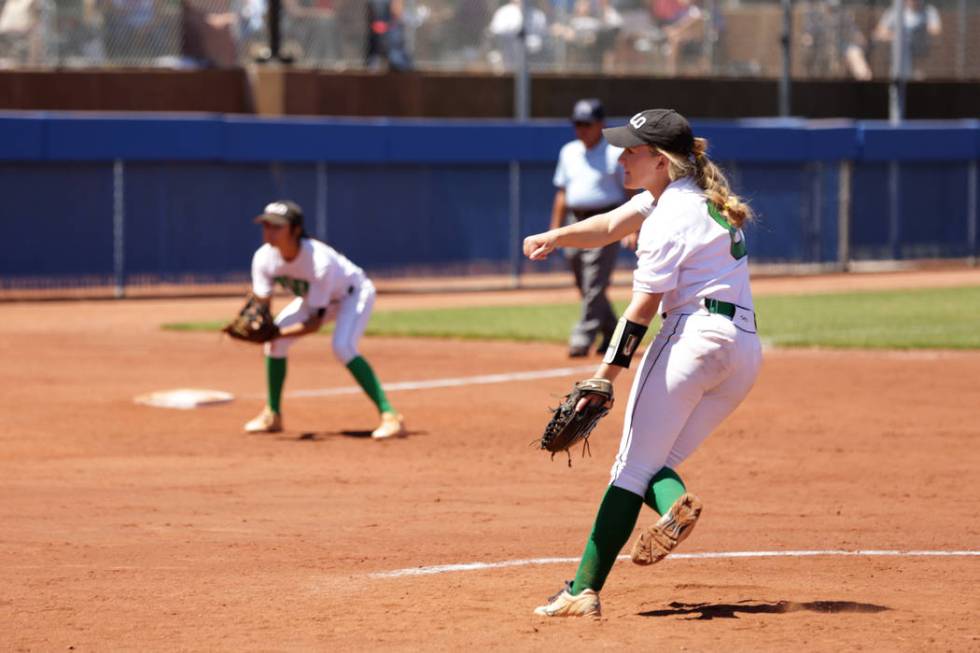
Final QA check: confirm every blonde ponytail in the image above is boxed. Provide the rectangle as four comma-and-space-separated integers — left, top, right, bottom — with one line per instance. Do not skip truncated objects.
658, 137, 753, 229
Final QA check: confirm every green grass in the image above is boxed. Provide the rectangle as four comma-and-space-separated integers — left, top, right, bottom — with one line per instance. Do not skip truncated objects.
163, 285, 980, 350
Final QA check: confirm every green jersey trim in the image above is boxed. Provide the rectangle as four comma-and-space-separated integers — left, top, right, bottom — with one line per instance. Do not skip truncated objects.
707, 203, 747, 260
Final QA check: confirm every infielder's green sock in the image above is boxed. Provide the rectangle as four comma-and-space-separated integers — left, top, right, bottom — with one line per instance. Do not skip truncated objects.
644, 466, 686, 515
266, 356, 287, 414
571, 485, 643, 595
346, 355, 394, 414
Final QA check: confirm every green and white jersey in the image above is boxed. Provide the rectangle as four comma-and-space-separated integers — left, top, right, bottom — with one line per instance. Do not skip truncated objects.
251, 238, 364, 309
628, 177, 753, 315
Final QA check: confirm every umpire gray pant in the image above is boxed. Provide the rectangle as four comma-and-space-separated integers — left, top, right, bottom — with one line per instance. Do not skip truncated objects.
564, 237, 620, 351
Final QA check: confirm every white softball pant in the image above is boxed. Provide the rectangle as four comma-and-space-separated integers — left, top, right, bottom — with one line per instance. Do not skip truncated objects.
609, 310, 763, 497
264, 278, 376, 364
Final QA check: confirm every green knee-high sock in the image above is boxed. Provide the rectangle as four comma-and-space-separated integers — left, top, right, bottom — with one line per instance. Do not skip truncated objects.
571, 485, 643, 595
345, 355, 394, 414
266, 356, 287, 414
644, 467, 686, 514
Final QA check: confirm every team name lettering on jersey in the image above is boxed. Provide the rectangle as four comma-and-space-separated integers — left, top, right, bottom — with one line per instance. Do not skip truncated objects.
275, 276, 310, 297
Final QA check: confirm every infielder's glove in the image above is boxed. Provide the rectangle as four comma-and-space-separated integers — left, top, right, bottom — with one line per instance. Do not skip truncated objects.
222, 294, 280, 344
538, 378, 614, 465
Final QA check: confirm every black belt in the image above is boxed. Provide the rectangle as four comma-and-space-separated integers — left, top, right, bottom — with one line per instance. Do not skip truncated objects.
571, 204, 620, 221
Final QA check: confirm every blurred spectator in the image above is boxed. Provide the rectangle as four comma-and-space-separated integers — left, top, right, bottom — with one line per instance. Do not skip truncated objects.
448, 0, 492, 65
0, 0, 51, 66
551, 0, 622, 71
284, 0, 340, 64
332, 0, 365, 62
101, 0, 168, 62
365, 0, 413, 71
487, 0, 549, 72
873, 0, 941, 79
55, 0, 105, 65
238, 0, 266, 42
649, 0, 706, 75
800, 0, 871, 81
181, 0, 238, 67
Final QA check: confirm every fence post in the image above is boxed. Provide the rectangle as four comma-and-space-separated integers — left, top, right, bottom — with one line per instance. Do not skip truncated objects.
888, 0, 907, 123
316, 162, 328, 241
810, 161, 823, 263
113, 160, 126, 298
509, 161, 522, 288
510, 2, 530, 289
969, 160, 977, 266
887, 161, 901, 260
778, 0, 792, 117
837, 160, 851, 272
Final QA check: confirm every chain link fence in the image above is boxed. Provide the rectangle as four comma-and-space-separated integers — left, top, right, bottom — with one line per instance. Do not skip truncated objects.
0, 1, 977, 80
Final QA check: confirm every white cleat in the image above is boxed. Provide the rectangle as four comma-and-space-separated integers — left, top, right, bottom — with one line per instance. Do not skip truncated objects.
243, 407, 283, 433
631, 492, 703, 565
533, 581, 601, 618
371, 412, 406, 439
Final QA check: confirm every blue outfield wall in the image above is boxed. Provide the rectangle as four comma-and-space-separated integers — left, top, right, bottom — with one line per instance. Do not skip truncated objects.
0, 113, 977, 287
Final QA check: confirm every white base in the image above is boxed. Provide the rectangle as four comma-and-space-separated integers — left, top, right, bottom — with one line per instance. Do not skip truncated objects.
134, 388, 234, 410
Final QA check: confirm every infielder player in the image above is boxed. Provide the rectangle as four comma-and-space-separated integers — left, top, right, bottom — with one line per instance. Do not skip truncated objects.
243, 200, 406, 439
524, 109, 763, 617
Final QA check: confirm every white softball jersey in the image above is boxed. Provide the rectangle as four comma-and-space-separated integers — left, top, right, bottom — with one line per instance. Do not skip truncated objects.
608, 176, 763, 497
628, 176, 753, 316
251, 239, 373, 364
252, 239, 364, 308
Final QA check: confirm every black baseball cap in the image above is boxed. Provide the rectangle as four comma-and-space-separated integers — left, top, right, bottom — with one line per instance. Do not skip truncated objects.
254, 200, 304, 227
570, 98, 605, 124
603, 109, 694, 155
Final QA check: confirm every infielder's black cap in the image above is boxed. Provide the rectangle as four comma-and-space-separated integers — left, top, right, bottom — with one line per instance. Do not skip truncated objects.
603, 109, 694, 155
570, 98, 605, 124
254, 200, 304, 227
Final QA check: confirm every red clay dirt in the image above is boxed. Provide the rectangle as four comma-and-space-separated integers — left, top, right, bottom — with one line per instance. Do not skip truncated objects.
2, 269, 979, 651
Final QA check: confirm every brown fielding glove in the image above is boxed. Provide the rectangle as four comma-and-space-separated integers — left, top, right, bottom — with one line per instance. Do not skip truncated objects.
222, 294, 280, 344
539, 378, 614, 466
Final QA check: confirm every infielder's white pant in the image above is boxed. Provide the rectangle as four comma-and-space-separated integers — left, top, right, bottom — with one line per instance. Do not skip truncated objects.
264, 278, 376, 364
609, 310, 763, 497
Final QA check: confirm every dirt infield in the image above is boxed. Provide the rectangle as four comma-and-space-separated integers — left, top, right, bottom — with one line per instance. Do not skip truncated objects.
2, 270, 979, 651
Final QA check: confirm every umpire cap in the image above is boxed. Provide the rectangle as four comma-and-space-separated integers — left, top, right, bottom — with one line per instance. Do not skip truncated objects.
603, 109, 694, 155
254, 200, 304, 227
571, 98, 605, 124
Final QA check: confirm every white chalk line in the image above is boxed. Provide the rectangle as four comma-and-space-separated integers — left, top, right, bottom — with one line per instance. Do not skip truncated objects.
281, 364, 596, 399
369, 549, 980, 579
260, 349, 967, 401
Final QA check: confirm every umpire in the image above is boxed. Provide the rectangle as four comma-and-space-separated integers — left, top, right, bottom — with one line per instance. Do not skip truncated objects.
550, 98, 628, 357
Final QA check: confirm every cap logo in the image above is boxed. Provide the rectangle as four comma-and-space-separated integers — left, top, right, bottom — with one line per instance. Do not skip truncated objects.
264, 202, 290, 216
629, 113, 647, 129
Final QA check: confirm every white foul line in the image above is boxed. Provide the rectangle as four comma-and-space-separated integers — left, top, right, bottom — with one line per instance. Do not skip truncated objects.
369, 549, 980, 579
285, 364, 596, 399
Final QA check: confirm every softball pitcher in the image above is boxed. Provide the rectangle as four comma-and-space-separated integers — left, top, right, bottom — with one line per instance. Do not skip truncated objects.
243, 200, 406, 439
523, 109, 762, 617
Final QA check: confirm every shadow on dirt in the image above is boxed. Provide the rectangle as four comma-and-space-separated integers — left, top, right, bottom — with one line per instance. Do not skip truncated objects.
288, 430, 422, 441
639, 600, 890, 620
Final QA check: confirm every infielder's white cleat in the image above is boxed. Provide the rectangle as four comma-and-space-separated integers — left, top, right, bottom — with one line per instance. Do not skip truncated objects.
534, 581, 601, 618
371, 412, 406, 439
631, 492, 703, 566
243, 407, 283, 433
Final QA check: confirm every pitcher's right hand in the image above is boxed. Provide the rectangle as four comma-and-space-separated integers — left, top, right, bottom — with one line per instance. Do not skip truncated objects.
523, 231, 559, 260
